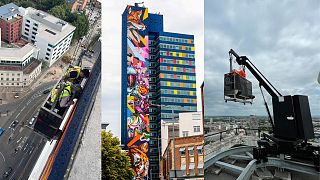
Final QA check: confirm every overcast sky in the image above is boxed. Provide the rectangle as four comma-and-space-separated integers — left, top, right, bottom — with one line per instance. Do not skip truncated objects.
102, 0, 204, 137
204, 0, 320, 117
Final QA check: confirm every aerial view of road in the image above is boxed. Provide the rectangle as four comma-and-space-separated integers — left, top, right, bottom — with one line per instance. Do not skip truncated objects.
0, 81, 55, 179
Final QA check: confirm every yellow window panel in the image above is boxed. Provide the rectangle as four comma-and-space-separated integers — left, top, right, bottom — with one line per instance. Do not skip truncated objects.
183, 75, 186, 80
174, 90, 177, 95
173, 67, 177, 71
179, 52, 182, 57
192, 84, 196, 88
173, 52, 177, 56
191, 46, 195, 51
167, 81, 171, 86
179, 60, 182, 64
190, 91, 193, 96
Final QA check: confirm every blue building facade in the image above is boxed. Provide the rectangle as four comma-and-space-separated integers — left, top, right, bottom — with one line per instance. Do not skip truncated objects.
122, 4, 197, 179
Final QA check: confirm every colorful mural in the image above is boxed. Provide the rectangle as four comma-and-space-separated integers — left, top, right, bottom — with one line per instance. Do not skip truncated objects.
126, 5, 150, 179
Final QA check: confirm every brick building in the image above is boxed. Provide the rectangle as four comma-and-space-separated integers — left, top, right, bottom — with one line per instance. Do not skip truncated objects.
160, 135, 204, 179
0, 3, 22, 43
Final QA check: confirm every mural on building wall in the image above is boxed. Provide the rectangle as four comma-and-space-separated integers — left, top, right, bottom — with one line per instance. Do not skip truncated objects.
126, 5, 150, 179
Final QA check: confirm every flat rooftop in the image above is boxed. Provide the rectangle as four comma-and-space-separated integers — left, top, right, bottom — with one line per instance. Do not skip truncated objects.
21, 7, 76, 45
0, 3, 19, 20
0, 43, 37, 61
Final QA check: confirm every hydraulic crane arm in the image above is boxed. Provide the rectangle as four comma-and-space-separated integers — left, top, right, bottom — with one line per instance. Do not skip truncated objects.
229, 49, 282, 98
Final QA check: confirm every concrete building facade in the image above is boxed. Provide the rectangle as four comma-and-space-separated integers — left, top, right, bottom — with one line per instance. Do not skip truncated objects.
179, 112, 203, 137
0, 43, 41, 87
0, 3, 22, 43
19, 7, 75, 67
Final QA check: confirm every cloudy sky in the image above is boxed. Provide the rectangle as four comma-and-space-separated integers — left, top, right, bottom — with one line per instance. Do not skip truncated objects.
102, 0, 204, 137
204, 0, 320, 117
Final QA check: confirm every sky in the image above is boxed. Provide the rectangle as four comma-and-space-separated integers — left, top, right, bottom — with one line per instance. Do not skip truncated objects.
101, 0, 204, 137
204, 0, 320, 117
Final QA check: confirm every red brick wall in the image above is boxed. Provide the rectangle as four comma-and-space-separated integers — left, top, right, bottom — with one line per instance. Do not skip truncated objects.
0, 16, 22, 43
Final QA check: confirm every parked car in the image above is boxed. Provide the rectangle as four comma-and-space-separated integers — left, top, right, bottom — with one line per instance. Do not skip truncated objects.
0, 128, 5, 136
3, 167, 13, 178
14, 93, 19, 99
29, 117, 35, 125
10, 120, 18, 128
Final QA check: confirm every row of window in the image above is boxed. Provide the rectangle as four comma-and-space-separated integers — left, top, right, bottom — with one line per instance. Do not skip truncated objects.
160, 89, 196, 96
160, 97, 197, 104
160, 81, 196, 88
160, 65, 195, 73
0, 73, 21, 76
155, 105, 197, 112
0, 78, 20, 81
180, 146, 203, 156
159, 36, 194, 44
160, 58, 195, 66
160, 51, 195, 58
160, 73, 196, 81
160, 43, 194, 51
0, 82, 26, 86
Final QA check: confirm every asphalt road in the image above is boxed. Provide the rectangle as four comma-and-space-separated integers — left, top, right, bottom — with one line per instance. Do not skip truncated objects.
0, 81, 55, 180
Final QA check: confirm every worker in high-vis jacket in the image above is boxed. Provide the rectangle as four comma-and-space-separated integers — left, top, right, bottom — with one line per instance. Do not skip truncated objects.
64, 66, 90, 84
50, 84, 61, 104
59, 81, 73, 108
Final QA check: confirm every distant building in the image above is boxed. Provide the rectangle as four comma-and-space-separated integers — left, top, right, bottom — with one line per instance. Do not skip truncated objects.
0, 43, 41, 87
0, 3, 22, 43
160, 135, 204, 179
19, 7, 75, 67
179, 112, 203, 137
67, 0, 89, 12
160, 120, 179, 156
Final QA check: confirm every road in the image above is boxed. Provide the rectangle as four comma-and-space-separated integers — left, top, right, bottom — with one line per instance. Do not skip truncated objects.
0, 81, 55, 179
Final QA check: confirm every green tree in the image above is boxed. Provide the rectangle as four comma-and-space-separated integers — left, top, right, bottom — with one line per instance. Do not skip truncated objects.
71, 13, 89, 42
101, 131, 134, 180
48, 4, 68, 20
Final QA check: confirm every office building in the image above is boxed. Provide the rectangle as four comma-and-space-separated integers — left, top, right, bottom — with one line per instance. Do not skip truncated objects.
122, 3, 197, 179
0, 43, 41, 87
19, 7, 75, 67
0, 3, 22, 43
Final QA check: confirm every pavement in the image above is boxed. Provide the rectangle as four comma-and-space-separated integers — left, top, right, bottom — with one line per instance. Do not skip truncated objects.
68, 87, 101, 180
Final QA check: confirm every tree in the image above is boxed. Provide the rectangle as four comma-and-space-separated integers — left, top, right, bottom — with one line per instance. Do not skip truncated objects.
101, 131, 134, 180
48, 4, 68, 20
71, 13, 89, 42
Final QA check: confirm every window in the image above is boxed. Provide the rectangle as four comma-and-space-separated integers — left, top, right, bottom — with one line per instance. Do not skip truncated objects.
197, 146, 203, 155
47, 48, 51, 52
26, 24, 30, 27
25, 28, 29, 32
180, 147, 186, 156
24, 32, 29, 36
188, 147, 194, 156
193, 126, 200, 132
182, 131, 188, 137
45, 57, 49, 60
34, 23, 38, 27
46, 53, 50, 56
33, 27, 37, 31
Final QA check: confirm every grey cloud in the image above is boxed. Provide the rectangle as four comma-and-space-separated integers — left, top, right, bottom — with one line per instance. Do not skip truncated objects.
204, 0, 320, 116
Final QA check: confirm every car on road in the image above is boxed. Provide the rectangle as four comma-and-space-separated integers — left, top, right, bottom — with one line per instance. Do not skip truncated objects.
14, 93, 19, 99
10, 120, 18, 128
29, 117, 36, 125
0, 128, 4, 136
43, 89, 51, 94
3, 167, 13, 178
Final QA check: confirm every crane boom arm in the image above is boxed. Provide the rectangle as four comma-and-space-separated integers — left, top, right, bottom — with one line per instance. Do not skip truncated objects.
229, 49, 282, 98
